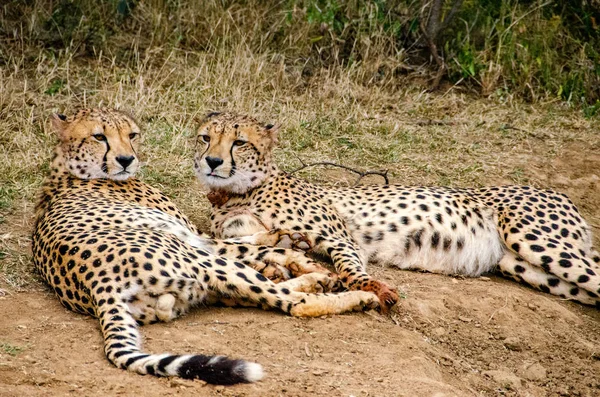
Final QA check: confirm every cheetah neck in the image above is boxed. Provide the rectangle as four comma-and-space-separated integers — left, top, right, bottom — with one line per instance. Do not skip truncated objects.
207, 164, 282, 207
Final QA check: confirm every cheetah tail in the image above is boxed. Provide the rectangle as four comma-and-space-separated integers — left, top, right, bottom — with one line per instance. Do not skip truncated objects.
97, 300, 264, 385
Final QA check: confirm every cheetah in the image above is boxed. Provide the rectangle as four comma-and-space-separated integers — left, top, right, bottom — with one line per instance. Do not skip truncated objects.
32, 108, 379, 385
193, 112, 600, 309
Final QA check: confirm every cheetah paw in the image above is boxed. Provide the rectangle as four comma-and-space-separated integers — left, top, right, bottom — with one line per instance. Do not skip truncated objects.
361, 280, 398, 314
352, 291, 380, 312
272, 230, 312, 251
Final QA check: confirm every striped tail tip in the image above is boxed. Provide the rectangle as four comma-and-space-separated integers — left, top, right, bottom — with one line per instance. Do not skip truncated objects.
177, 355, 264, 385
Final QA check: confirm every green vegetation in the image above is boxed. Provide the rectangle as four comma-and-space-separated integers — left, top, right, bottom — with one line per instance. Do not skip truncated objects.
2, 1, 598, 106
0, 342, 27, 356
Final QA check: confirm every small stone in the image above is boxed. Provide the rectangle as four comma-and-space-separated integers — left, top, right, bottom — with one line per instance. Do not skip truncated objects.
458, 316, 472, 323
432, 327, 446, 336
503, 336, 523, 351
522, 363, 547, 381
527, 303, 537, 311
483, 370, 522, 390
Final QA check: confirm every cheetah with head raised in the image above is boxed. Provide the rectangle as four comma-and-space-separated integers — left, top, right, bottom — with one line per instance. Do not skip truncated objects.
32, 108, 379, 385
194, 112, 600, 309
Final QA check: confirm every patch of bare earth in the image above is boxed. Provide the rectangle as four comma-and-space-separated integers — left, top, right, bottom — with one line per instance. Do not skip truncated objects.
1, 140, 599, 397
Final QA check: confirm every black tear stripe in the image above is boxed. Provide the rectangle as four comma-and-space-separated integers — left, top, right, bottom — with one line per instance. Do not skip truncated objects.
102, 134, 111, 174
229, 143, 237, 177
200, 144, 209, 159
129, 141, 138, 158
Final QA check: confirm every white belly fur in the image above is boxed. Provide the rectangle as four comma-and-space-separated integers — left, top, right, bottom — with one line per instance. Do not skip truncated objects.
343, 209, 505, 277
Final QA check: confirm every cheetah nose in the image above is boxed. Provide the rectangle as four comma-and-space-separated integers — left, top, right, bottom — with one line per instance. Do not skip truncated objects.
206, 156, 224, 171
116, 155, 135, 169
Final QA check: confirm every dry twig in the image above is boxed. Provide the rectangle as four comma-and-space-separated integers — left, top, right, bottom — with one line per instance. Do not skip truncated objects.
288, 155, 389, 186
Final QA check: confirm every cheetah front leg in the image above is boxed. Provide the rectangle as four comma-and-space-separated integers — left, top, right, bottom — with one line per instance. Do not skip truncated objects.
278, 273, 338, 293
301, 235, 399, 313
210, 273, 340, 308
231, 228, 398, 311
202, 253, 380, 317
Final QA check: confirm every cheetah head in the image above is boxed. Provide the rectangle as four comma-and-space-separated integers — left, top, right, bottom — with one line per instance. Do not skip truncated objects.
51, 108, 140, 181
194, 112, 277, 194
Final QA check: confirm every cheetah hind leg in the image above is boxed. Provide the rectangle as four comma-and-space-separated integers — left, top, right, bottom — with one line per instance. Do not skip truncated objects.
498, 250, 600, 307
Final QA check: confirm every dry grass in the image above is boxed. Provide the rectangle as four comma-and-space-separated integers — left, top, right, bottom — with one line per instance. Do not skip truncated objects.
1, 31, 600, 291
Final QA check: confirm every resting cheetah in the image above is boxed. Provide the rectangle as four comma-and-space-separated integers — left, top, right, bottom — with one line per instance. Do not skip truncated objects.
32, 109, 379, 385
193, 112, 600, 309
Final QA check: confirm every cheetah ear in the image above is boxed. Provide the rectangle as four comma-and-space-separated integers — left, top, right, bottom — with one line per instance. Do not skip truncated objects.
264, 123, 279, 146
51, 113, 69, 141
196, 111, 221, 125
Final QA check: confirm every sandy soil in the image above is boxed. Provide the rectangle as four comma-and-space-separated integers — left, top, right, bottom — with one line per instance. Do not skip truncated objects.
1, 145, 599, 397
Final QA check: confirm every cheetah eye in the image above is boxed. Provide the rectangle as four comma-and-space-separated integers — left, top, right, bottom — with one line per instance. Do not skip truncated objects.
201, 135, 211, 143
93, 133, 107, 142
129, 132, 139, 140
233, 140, 246, 147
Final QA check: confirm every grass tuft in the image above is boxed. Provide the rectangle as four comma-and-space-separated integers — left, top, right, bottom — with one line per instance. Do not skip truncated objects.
0, 342, 27, 357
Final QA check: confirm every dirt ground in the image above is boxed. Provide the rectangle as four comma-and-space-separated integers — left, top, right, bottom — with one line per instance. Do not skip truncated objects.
1, 144, 600, 397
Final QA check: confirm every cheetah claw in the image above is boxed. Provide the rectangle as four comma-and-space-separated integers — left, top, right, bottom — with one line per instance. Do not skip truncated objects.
331, 277, 345, 292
